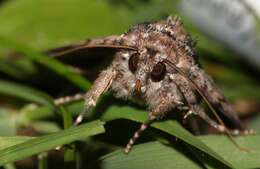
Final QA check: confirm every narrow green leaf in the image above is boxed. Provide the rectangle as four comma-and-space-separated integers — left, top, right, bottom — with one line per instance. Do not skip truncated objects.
38, 152, 48, 169
0, 120, 105, 166
0, 80, 53, 107
101, 135, 260, 169
60, 106, 74, 129
0, 35, 91, 91
198, 135, 260, 169
0, 58, 30, 80
20, 106, 55, 122
32, 121, 61, 133
101, 141, 204, 169
60, 106, 76, 164
0, 109, 16, 136
101, 105, 234, 168
0, 136, 33, 150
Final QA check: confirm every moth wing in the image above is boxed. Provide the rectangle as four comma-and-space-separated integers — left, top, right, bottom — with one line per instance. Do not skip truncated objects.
165, 60, 244, 130
195, 69, 245, 130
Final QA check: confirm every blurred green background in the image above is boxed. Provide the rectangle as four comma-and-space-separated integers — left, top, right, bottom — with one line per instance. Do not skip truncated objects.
0, 0, 260, 169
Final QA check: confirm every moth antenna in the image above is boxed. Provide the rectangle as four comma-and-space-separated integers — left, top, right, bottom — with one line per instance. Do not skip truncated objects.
164, 59, 250, 153
49, 44, 137, 58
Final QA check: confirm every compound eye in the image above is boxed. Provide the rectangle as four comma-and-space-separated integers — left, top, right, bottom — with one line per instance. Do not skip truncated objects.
128, 53, 140, 73
151, 62, 166, 82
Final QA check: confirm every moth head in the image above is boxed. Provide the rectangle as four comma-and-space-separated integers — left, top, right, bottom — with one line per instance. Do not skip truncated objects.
121, 15, 198, 93
126, 48, 169, 94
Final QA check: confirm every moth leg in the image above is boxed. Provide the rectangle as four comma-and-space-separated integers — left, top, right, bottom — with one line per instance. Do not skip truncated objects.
183, 109, 193, 119
177, 106, 192, 119
177, 106, 201, 135
54, 93, 86, 106
125, 100, 169, 153
190, 68, 245, 130
73, 68, 117, 126
188, 104, 255, 135
124, 115, 156, 153
177, 78, 255, 135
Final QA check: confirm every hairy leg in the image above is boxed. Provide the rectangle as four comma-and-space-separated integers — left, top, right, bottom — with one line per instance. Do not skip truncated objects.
186, 104, 254, 135
124, 115, 156, 153
54, 93, 86, 106
125, 100, 172, 153
190, 67, 245, 130
175, 74, 255, 135
73, 68, 117, 126
54, 68, 116, 126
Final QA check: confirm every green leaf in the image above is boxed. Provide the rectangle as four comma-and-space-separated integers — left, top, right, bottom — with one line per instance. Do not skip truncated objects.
0, 58, 36, 80
32, 121, 61, 133
0, 109, 16, 136
0, 120, 105, 166
0, 80, 53, 107
60, 106, 74, 129
101, 141, 204, 169
38, 152, 48, 169
0, 36, 91, 91
101, 105, 234, 168
101, 135, 260, 169
0, 136, 33, 150
199, 135, 260, 169
60, 106, 76, 164
19, 105, 55, 122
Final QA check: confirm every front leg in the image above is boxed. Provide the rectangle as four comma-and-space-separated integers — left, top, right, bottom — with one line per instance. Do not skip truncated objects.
73, 68, 117, 126
54, 68, 116, 126
54, 93, 86, 106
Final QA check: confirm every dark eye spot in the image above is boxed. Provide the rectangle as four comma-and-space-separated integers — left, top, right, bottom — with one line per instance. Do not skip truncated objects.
151, 62, 166, 82
128, 53, 139, 73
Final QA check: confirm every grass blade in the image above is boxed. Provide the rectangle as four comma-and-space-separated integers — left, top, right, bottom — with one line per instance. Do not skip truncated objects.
101, 135, 260, 169
101, 105, 234, 168
0, 80, 53, 107
199, 135, 260, 169
0, 120, 105, 166
0, 136, 33, 150
0, 35, 91, 91
101, 141, 204, 169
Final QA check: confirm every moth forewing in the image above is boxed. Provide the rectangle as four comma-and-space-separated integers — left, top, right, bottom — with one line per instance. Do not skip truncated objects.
164, 59, 251, 152
51, 15, 253, 153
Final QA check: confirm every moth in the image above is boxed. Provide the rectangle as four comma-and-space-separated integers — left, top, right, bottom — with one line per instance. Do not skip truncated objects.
50, 15, 254, 153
